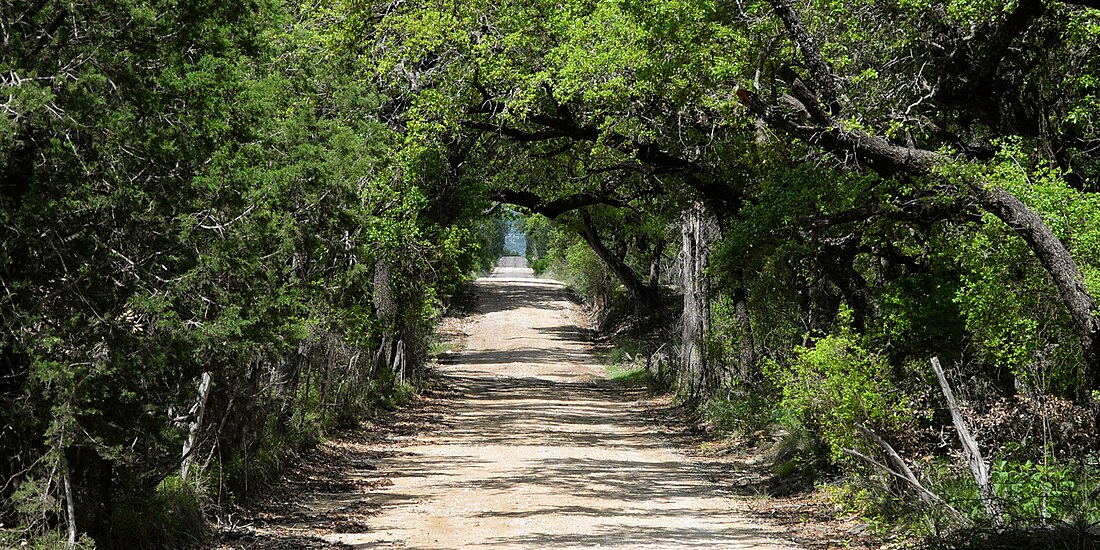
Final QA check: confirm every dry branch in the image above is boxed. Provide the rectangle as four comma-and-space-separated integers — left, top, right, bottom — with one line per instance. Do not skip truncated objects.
841, 445, 969, 524
931, 356, 1005, 527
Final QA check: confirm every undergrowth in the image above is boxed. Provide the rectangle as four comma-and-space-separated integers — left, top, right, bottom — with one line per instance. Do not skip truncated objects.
698, 387, 781, 440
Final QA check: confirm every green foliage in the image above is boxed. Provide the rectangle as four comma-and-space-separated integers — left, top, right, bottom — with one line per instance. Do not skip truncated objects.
562, 240, 613, 303
943, 143, 1100, 394
607, 339, 644, 366
606, 366, 663, 392
474, 212, 513, 272
525, 214, 556, 273
764, 324, 923, 461
921, 457, 1100, 529
1, 0, 488, 545
990, 460, 1098, 525
698, 389, 782, 439
604, 338, 670, 390
876, 271, 966, 359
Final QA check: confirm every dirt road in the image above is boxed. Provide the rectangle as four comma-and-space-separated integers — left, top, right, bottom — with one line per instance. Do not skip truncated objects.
222, 257, 798, 549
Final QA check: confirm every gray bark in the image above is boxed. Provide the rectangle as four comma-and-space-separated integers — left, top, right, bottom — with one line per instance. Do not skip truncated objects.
373, 259, 397, 325
931, 357, 1005, 527
732, 287, 757, 385
181, 371, 212, 483
679, 203, 719, 398
60, 437, 76, 550
393, 339, 406, 385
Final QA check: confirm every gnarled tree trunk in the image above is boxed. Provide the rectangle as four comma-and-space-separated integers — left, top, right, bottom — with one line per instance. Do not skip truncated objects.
577, 210, 661, 315
181, 371, 212, 483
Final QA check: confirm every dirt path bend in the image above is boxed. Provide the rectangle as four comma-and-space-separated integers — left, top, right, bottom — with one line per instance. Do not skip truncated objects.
226, 256, 799, 549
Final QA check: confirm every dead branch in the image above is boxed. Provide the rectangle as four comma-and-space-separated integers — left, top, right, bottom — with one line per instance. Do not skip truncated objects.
842, 445, 970, 525
931, 356, 1005, 527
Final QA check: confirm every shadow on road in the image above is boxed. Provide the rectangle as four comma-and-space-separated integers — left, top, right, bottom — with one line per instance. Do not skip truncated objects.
212, 255, 795, 550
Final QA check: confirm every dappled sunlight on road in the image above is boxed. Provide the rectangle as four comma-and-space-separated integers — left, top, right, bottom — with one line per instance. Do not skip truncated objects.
312, 257, 800, 549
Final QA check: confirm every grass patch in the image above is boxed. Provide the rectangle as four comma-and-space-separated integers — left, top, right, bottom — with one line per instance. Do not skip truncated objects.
602, 337, 668, 392
606, 365, 663, 391
429, 339, 462, 357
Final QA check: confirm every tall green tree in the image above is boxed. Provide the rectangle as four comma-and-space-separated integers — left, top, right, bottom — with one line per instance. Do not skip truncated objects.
2, 1, 492, 545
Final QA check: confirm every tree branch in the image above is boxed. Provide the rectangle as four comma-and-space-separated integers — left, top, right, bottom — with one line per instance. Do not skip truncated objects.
768, 0, 840, 114
527, 140, 574, 159
490, 189, 628, 219
737, 87, 939, 175
463, 99, 745, 215
460, 120, 569, 142
931, 357, 1005, 527
578, 210, 658, 310
842, 444, 969, 524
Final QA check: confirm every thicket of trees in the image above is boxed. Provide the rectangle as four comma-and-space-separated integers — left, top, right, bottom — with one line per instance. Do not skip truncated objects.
343, 0, 1100, 539
4, 0, 1100, 545
1, 1, 500, 546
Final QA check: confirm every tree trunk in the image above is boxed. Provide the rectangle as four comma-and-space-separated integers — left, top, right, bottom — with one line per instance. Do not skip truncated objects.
732, 286, 758, 385
392, 339, 406, 385
648, 237, 666, 293
181, 371, 212, 483
61, 449, 76, 550
679, 203, 719, 398
373, 258, 398, 329
297, 352, 314, 432
591, 262, 614, 318
767, 0, 839, 114
577, 210, 660, 314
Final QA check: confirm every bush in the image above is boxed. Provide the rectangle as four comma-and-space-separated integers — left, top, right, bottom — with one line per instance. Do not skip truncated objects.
764, 327, 923, 462
699, 388, 781, 439
990, 460, 1099, 525
107, 477, 206, 549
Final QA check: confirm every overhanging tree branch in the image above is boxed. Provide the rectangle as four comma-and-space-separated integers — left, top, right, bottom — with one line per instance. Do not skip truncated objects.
490, 189, 629, 220
463, 99, 745, 215
768, 0, 839, 114
737, 83, 1100, 395
578, 209, 660, 312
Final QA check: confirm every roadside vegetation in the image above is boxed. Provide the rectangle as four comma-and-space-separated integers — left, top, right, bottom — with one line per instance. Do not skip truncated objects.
1, 1, 503, 547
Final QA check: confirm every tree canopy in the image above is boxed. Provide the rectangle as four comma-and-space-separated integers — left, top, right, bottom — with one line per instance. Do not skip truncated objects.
343, 0, 1100, 531
341, 0, 1100, 394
